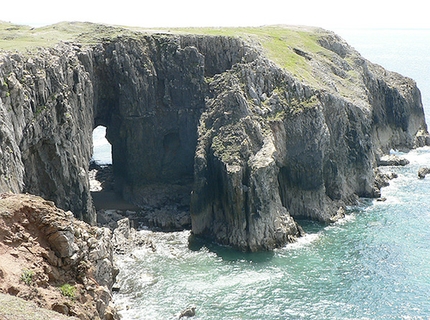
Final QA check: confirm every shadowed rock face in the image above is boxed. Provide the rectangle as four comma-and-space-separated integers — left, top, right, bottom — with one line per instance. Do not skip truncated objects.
92, 37, 205, 189
0, 28, 428, 251
0, 45, 95, 223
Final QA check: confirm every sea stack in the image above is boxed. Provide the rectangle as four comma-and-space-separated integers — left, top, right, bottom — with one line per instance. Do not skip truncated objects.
0, 23, 428, 252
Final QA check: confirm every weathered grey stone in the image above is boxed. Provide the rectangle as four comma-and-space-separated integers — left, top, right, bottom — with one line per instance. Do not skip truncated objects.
111, 218, 154, 254
0, 25, 429, 252
418, 167, 430, 179
188, 32, 429, 251
374, 170, 398, 194
378, 155, 410, 166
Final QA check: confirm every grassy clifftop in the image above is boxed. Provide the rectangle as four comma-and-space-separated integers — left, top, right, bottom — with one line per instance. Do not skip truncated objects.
0, 21, 137, 50
0, 22, 349, 85
164, 25, 331, 80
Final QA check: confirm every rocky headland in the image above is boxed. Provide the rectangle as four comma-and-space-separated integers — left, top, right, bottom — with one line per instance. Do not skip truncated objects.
0, 20, 429, 318
0, 22, 428, 247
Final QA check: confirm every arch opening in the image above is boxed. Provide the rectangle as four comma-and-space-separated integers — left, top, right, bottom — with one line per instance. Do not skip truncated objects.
91, 125, 112, 165
90, 125, 139, 213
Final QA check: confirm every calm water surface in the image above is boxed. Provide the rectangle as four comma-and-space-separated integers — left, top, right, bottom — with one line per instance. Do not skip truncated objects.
105, 29, 430, 319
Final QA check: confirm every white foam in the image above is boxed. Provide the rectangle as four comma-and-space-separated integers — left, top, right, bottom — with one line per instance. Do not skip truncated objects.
402, 146, 430, 164
284, 232, 322, 250
334, 212, 356, 225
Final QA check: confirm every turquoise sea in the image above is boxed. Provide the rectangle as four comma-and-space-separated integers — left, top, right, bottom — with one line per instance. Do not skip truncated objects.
94, 29, 430, 319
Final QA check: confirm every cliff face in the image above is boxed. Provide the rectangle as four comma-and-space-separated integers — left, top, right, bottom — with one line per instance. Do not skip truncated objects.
0, 45, 95, 223
188, 31, 429, 250
0, 24, 428, 251
92, 36, 205, 192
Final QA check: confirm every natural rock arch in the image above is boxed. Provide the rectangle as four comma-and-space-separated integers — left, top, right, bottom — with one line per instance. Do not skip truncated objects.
91, 37, 206, 207
91, 125, 112, 165
1, 28, 429, 251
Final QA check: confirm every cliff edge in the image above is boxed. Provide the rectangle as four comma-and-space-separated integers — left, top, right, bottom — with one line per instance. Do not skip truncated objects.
0, 193, 118, 319
0, 22, 428, 253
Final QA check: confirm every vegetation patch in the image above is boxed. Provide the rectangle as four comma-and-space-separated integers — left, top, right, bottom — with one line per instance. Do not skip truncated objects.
0, 21, 139, 52
59, 283, 76, 299
156, 26, 334, 84
35, 105, 47, 116
0, 22, 329, 79
20, 269, 34, 285
0, 22, 362, 100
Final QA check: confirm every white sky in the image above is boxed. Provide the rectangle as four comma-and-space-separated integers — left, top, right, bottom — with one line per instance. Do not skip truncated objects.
1, 0, 429, 31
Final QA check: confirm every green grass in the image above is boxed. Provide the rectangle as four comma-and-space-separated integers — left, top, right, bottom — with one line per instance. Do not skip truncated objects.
59, 283, 76, 299
0, 21, 139, 52
150, 25, 332, 82
0, 22, 331, 76
0, 21, 359, 95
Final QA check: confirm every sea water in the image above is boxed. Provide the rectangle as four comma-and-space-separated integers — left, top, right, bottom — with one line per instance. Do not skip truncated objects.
97, 29, 430, 319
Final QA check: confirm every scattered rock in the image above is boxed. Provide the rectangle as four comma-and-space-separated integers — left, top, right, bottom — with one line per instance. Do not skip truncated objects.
111, 218, 154, 254
179, 306, 196, 318
418, 167, 430, 179
378, 155, 410, 166
372, 170, 398, 199
142, 209, 191, 231
329, 206, 346, 223
0, 293, 79, 320
51, 303, 69, 315
414, 129, 430, 147
374, 170, 398, 189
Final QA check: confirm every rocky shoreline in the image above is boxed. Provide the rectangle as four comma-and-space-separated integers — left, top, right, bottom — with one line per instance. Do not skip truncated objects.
0, 150, 419, 319
0, 178, 189, 320
0, 162, 191, 319
90, 162, 192, 232
0, 23, 429, 253
1, 22, 430, 317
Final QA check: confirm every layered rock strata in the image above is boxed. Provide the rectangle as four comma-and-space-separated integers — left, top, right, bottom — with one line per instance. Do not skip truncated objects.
0, 24, 429, 251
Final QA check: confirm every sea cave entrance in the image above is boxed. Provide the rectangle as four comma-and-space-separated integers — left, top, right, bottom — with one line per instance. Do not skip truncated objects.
92, 125, 112, 165
90, 125, 139, 213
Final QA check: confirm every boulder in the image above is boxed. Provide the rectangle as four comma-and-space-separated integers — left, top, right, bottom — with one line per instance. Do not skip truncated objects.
374, 170, 398, 194
378, 155, 410, 166
418, 167, 430, 179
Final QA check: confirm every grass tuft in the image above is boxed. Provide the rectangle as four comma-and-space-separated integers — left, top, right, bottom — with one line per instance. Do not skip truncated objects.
59, 283, 76, 299
20, 269, 34, 285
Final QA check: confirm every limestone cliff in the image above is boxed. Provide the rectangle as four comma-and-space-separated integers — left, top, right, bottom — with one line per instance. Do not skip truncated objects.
0, 23, 428, 251
0, 44, 95, 223
188, 32, 429, 250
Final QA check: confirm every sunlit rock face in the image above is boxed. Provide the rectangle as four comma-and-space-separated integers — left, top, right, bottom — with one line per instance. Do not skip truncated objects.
0, 27, 428, 250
